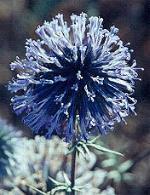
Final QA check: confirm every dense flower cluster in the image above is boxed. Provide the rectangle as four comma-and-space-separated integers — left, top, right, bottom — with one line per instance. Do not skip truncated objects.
0, 118, 20, 178
2, 136, 114, 195
8, 13, 142, 141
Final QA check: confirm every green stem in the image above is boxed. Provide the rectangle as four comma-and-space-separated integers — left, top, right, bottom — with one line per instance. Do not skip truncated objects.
70, 142, 76, 195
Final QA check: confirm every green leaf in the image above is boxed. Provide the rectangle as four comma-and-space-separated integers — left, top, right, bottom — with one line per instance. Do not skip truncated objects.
63, 172, 71, 186
118, 160, 133, 173
87, 143, 124, 156
67, 144, 76, 155
49, 176, 65, 186
26, 184, 47, 195
108, 170, 121, 182
50, 186, 67, 194
101, 159, 117, 168
89, 136, 100, 144
66, 187, 72, 192
80, 142, 90, 156
73, 185, 85, 192
76, 145, 86, 158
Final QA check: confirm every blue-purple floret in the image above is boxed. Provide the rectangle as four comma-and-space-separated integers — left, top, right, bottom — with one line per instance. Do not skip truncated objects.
8, 13, 143, 142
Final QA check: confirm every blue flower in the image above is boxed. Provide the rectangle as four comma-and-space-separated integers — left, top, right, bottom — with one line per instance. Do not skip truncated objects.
8, 13, 142, 142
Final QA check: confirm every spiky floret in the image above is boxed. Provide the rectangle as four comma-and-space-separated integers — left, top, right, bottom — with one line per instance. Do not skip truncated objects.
8, 13, 142, 141
0, 118, 20, 178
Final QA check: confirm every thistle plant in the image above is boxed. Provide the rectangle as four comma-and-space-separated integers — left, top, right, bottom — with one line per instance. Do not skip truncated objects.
1, 136, 116, 195
8, 13, 142, 194
101, 152, 134, 184
0, 118, 20, 179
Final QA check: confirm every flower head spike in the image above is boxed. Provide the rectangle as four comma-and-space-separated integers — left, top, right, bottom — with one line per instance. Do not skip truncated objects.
8, 13, 142, 142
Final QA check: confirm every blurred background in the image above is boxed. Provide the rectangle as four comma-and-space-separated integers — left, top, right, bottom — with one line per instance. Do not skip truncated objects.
0, 0, 149, 194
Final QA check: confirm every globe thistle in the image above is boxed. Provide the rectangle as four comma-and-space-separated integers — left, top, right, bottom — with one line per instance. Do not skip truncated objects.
2, 136, 117, 195
2, 136, 104, 194
8, 13, 142, 141
0, 118, 21, 178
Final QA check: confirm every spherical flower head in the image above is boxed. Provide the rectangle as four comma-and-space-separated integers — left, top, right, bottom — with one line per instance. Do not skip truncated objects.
8, 13, 142, 142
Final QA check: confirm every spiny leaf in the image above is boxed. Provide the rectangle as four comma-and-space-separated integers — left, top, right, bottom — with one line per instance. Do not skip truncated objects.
89, 136, 100, 144
26, 184, 47, 195
87, 143, 124, 156
49, 176, 65, 186
79, 142, 91, 156
76, 145, 86, 158
73, 185, 85, 192
63, 172, 71, 185
50, 186, 67, 194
